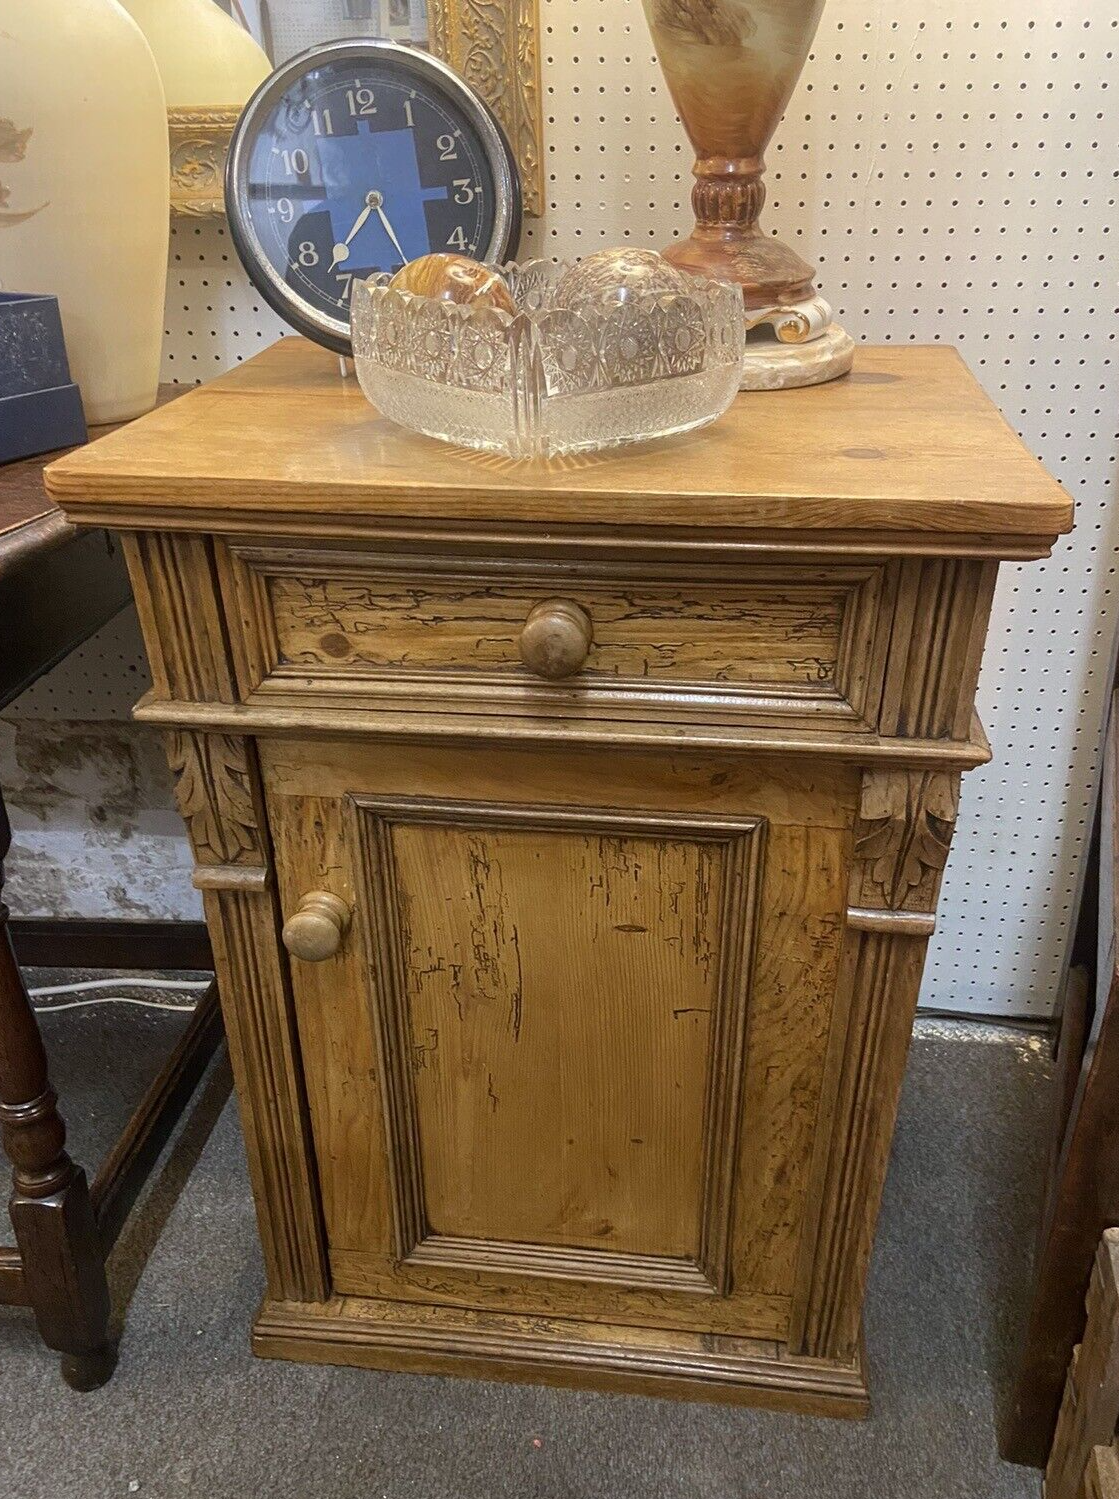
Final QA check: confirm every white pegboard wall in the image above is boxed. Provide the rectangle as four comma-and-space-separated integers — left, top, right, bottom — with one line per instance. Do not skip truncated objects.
22, 0, 1119, 1017
10, 607, 153, 721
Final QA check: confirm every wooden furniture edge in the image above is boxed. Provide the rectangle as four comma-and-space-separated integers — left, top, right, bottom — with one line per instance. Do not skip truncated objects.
1043, 1231, 1119, 1498
251, 1297, 870, 1418
1003, 696, 1119, 1466
41, 485, 1072, 557
1048, 966, 1092, 1208
129, 692, 994, 768
9, 918, 213, 973
0, 512, 75, 581
1085, 1442, 1119, 1499
0, 1244, 24, 1306
38, 505, 1069, 563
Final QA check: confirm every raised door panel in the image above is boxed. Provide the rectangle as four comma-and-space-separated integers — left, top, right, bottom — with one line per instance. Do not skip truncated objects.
356, 799, 760, 1297
263, 738, 857, 1339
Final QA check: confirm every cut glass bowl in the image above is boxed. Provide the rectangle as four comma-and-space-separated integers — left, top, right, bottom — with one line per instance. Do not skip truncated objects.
350, 258, 745, 459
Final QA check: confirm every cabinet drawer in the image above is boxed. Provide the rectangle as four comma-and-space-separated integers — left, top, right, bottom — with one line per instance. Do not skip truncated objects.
221, 543, 889, 728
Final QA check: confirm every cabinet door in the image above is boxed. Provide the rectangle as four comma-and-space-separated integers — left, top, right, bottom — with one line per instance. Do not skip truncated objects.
263, 737, 856, 1340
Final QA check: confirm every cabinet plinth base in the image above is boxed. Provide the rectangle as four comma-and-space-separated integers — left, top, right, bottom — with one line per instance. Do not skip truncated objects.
252, 1296, 870, 1418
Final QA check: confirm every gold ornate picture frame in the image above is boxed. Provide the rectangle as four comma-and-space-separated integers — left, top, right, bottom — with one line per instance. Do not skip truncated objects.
428, 0, 542, 217
169, 0, 543, 220
169, 108, 242, 218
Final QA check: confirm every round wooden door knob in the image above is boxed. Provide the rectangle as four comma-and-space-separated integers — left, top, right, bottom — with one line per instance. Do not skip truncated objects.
282, 891, 351, 962
519, 599, 593, 680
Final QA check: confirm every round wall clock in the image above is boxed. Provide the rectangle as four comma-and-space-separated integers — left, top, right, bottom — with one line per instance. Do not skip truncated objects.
225, 38, 522, 355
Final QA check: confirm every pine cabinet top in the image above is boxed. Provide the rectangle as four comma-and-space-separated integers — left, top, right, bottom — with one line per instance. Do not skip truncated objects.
47, 336, 1072, 558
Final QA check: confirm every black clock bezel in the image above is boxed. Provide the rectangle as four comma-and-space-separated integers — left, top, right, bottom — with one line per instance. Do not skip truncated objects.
224, 37, 523, 356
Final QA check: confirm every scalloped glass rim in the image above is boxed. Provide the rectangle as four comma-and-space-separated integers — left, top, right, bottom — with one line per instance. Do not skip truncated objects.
350, 258, 746, 459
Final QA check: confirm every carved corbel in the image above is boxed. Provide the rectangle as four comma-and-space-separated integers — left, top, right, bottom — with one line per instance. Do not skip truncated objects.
166, 731, 270, 890
846, 769, 960, 936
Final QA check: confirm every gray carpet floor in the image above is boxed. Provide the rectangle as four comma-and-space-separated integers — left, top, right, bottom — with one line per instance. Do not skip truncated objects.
0, 990, 1050, 1499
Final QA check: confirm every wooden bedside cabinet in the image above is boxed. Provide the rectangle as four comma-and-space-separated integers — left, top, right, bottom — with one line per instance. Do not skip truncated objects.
47, 338, 1071, 1416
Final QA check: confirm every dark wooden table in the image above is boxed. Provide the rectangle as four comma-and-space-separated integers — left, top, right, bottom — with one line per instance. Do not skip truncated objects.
0, 435, 136, 703
0, 404, 223, 1389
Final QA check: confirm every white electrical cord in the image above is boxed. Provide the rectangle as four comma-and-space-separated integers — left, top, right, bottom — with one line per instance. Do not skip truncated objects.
26, 975, 212, 1015
29, 976, 211, 997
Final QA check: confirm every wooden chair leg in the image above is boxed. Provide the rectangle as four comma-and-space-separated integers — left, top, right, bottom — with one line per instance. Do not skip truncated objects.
0, 795, 114, 1390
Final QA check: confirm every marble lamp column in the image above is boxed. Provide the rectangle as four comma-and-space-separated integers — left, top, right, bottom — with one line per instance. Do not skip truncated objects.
642, 0, 854, 389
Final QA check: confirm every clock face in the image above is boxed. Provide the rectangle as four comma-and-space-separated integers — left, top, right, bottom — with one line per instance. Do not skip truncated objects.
226, 40, 521, 354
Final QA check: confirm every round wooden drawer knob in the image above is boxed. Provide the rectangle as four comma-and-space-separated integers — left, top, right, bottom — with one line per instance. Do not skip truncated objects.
282, 891, 350, 962
519, 599, 593, 680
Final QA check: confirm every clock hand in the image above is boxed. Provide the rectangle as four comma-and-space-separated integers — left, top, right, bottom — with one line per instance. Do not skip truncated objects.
329, 205, 372, 269
374, 201, 408, 267
328, 189, 381, 270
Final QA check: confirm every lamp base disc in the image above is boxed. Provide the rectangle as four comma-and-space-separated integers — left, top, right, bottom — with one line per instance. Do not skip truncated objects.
740, 325, 856, 392
663, 228, 815, 311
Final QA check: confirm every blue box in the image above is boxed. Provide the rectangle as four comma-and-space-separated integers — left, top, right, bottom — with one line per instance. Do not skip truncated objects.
0, 291, 87, 464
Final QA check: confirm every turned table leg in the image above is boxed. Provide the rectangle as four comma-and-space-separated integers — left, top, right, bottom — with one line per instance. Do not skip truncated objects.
0, 792, 114, 1390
